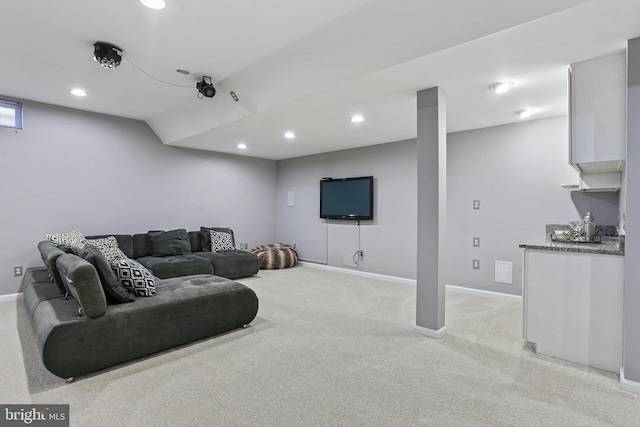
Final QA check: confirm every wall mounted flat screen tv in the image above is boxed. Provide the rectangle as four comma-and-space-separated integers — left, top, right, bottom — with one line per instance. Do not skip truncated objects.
320, 176, 373, 220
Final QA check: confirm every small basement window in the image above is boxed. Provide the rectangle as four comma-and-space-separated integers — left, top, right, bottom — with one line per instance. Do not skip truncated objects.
0, 99, 23, 129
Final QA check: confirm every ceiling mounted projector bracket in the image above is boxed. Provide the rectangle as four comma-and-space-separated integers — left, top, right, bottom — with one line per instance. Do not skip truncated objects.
196, 77, 216, 98
93, 42, 122, 69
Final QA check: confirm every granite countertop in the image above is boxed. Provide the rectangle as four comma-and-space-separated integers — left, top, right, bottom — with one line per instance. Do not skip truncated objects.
519, 237, 624, 256
519, 223, 624, 256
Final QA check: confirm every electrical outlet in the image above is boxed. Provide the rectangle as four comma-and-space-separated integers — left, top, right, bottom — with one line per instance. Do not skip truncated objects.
239, 243, 248, 250
472, 260, 480, 270
14, 266, 23, 277
358, 250, 364, 258
473, 237, 480, 247
473, 200, 480, 210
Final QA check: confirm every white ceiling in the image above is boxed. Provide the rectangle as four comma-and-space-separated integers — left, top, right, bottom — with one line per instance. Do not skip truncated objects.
2, 0, 640, 160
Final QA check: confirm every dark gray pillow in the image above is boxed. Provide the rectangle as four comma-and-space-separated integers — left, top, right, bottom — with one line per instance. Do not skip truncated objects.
148, 229, 191, 256
200, 227, 235, 252
81, 244, 134, 303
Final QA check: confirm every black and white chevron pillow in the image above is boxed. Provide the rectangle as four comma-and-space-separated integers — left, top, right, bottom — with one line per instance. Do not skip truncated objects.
45, 229, 87, 249
110, 258, 156, 297
210, 230, 235, 252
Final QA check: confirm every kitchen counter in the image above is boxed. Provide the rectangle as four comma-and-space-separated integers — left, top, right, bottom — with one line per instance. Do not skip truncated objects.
518, 236, 624, 256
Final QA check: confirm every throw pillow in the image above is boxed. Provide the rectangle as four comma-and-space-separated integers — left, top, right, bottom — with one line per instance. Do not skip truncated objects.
210, 230, 235, 252
110, 258, 156, 297
148, 229, 191, 256
45, 229, 87, 250
200, 226, 235, 251
81, 244, 134, 303
86, 236, 127, 262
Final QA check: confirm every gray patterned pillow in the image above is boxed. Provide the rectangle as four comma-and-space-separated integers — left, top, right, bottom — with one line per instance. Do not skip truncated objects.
110, 258, 156, 297
86, 236, 127, 262
200, 227, 235, 252
81, 244, 134, 303
210, 230, 235, 252
45, 229, 87, 249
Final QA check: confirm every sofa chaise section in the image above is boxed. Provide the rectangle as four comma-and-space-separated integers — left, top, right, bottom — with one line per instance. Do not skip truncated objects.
23, 266, 259, 379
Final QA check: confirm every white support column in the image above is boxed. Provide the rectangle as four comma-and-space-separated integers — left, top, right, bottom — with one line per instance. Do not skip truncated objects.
622, 37, 640, 393
414, 87, 447, 337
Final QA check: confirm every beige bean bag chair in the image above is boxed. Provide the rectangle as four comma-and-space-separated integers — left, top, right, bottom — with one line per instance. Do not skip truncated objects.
251, 243, 298, 270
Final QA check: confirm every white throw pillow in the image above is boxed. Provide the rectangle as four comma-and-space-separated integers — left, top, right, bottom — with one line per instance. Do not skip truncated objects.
85, 236, 127, 262
45, 229, 87, 249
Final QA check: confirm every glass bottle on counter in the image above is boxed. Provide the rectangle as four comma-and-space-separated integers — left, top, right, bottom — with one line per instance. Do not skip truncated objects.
584, 211, 596, 242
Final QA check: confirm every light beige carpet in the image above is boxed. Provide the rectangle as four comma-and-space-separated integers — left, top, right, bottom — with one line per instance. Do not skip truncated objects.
1, 265, 639, 426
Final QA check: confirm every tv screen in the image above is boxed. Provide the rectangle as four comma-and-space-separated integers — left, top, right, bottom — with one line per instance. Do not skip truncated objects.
320, 176, 373, 220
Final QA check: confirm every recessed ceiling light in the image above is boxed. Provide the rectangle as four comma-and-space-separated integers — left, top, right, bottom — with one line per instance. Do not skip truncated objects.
515, 109, 536, 119
140, 0, 166, 9
70, 89, 87, 97
489, 81, 515, 94
284, 132, 296, 139
350, 115, 365, 123
237, 143, 247, 150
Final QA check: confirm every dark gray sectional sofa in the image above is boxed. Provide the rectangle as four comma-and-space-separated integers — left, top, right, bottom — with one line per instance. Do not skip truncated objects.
22, 228, 261, 379
87, 228, 260, 280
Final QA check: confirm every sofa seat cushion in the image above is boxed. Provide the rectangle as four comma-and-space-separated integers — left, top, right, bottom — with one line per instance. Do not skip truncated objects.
193, 250, 259, 279
136, 254, 213, 279
118, 275, 251, 309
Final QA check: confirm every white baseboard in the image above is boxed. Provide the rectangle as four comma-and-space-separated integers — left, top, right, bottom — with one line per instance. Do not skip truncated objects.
620, 367, 640, 395
0, 292, 23, 303
414, 325, 447, 339
300, 263, 523, 301
300, 261, 416, 285
446, 284, 522, 301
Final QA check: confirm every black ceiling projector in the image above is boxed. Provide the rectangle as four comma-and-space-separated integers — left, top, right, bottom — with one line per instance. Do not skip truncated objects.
196, 78, 216, 98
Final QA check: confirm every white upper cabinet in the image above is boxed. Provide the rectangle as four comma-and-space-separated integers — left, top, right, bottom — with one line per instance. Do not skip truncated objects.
569, 53, 626, 173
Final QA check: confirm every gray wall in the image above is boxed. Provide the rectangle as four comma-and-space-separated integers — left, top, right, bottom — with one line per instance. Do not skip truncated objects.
0, 101, 277, 295
623, 37, 640, 382
275, 115, 619, 293
445, 115, 619, 296
275, 140, 417, 279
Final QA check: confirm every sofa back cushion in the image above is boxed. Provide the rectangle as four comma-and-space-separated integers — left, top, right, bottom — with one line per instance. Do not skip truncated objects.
38, 241, 69, 294
189, 231, 202, 253
56, 254, 107, 318
133, 233, 152, 258
148, 229, 191, 256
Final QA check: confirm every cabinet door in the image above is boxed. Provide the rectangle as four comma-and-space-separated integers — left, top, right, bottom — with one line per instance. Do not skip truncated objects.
570, 53, 626, 166
523, 250, 623, 372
